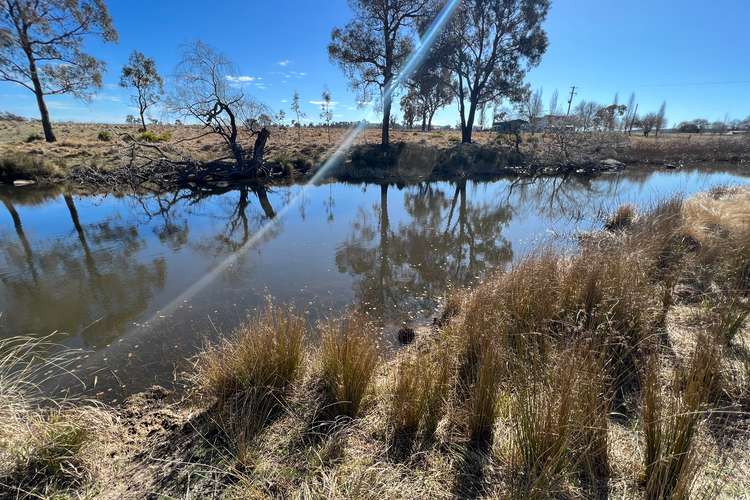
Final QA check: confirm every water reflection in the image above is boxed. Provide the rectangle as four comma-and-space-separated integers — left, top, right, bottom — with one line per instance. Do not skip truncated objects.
1, 194, 166, 348
336, 181, 513, 325
0, 167, 747, 396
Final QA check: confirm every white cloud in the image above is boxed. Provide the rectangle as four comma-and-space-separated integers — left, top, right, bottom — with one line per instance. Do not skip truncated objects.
281, 99, 288, 103
92, 93, 121, 102
278, 59, 292, 67
309, 100, 338, 107
226, 75, 256, 83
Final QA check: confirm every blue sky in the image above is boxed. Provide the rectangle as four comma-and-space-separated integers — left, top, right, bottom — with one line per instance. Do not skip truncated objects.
2, 0, 749, 127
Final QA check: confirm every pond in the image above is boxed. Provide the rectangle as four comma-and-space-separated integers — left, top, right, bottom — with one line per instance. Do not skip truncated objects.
1, 166, 748, 400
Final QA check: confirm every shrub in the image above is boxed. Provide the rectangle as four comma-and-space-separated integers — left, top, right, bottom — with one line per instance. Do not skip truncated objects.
97, 130, 112, 142
24, 133, 43, 143
319, 313, 379, 419
137, 130, 171, 143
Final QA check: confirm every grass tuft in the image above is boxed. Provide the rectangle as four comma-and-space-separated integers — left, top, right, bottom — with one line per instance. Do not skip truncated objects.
192, 300, 306, 451
319, 313, 379, 419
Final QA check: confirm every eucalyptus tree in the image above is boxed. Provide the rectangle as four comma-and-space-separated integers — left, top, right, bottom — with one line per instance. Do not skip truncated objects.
328, 0, 431, 146
0, 0, 118, 142
440, 0, 550, 143
120, 50, 163, 131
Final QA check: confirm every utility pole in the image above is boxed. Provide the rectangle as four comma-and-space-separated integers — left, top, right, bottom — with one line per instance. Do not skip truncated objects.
566, 85, 578, 116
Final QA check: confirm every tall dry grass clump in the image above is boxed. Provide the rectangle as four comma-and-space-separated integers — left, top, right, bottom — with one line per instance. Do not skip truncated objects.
0, 336, 113, 497
510, 343, 610, 497
389, 348, 450, 444
465, 345, 504, 444
319, 313, 379, 419
192, 301, 306, 446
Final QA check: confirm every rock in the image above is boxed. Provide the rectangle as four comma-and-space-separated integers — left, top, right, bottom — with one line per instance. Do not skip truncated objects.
13, 179, 35, 187
397, 326, 415, 345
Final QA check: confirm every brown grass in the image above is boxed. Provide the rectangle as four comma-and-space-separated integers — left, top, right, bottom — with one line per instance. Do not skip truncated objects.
191, 300, 306, 456
319, 313, 380, 419
3, 187, 749, 498
0, 336, 115, 498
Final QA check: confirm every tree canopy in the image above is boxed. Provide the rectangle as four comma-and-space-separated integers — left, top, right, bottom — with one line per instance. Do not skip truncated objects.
0, 0, 118, 141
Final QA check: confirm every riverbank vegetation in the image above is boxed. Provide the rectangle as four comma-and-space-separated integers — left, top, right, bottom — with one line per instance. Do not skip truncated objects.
2, 119, 749, 190
1, 186, 748, 498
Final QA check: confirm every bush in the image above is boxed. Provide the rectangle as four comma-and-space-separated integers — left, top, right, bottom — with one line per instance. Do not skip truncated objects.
97, 130, 112, 142
0, 153, 61, 182
24, 133, 43, 143
137, 130, 171, 143
319, 313, 379, 419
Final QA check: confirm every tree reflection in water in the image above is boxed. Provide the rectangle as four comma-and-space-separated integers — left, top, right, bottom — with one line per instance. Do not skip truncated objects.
336, 180, 513, 326
0, 192, 166, 348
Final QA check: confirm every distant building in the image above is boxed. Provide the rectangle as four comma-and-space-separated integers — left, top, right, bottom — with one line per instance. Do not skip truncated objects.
493, 119, 529, 133
537, 114, 575, 130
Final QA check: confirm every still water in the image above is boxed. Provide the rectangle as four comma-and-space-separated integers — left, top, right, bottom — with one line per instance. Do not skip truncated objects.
1, 167, 748, 399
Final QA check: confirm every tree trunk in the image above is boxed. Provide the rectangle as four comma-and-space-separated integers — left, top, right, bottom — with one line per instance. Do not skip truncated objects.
3, 199, 38, 283
139, 107, 147, 132
30, 72, 55, 142
428, 110, 436, 132
462, 99, 477, 144
421, 110, 427, 132
253, 128, 270, 163
382, 91, 392, 147
253, 185, 276, 219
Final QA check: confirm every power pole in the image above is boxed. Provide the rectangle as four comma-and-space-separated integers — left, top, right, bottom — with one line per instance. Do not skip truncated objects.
566, 85, 578, 116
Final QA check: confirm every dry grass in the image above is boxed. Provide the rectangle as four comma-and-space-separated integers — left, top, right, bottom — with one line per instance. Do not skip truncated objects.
191, 301, 306, 456
2, 119, 747, 186
0, 336, 115, 498
319, 313, 380, 419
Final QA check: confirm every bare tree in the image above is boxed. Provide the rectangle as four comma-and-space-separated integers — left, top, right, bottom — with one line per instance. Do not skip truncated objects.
574, 100, 602, 131
290, 90, 305, 142
639, 112, 658, 137
328, 0, 429, 146
521, 87, 543, 133
0, 0, 118, 142
320, 88, 333, 143
120, 50, 163, 132
169, 41, 270, 174
548, 89, 559, 115
655, 101, 667, 137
